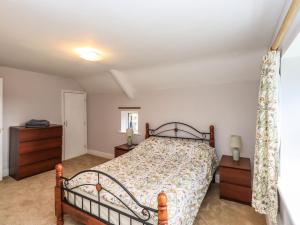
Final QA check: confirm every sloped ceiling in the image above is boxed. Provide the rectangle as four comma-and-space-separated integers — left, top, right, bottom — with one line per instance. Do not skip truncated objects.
0, 0, 288, 94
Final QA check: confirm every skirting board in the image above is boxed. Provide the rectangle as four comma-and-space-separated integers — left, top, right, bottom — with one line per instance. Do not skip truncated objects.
87, 149, 114, 160
3, 168, 9, 177
2, 151, 113, 179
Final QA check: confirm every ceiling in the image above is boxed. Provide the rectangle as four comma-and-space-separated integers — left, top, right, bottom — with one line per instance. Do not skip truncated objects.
0, 0, 288, 94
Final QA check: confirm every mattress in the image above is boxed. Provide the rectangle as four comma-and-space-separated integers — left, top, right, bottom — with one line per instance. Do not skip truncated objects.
65, 137, 218, 225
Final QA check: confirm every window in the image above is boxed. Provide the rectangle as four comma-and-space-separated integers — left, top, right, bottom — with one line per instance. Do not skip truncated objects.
120, 111, 138, 134
279, 32, 300, 224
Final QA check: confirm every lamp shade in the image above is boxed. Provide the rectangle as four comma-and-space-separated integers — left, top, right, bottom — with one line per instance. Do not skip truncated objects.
126, 128, 134, 137
230, 135, 242, 150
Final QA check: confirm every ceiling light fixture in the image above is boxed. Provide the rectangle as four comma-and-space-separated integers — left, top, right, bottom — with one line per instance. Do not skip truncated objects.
74, 47, 103, 61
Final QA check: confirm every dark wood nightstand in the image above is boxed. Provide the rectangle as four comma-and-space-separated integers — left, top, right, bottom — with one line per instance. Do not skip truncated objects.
114, 144, 137, 158
219, 155, 252, 205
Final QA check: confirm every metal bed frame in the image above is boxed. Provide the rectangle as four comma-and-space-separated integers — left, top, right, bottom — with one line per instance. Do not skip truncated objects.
55, 122, 215, 225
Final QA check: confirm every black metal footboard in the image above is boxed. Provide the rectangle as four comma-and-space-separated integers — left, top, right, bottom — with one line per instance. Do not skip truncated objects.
61, 169, 158, 225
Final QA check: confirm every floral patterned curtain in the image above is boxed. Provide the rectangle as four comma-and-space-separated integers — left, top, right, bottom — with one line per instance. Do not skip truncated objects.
252, 51, 280, 223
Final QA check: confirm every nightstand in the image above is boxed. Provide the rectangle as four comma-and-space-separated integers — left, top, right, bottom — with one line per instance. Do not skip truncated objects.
219, 155, 252, 205
114, 144, 137, 158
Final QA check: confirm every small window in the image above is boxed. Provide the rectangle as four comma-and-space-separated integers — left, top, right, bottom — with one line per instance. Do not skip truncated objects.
121, 111, 138, 134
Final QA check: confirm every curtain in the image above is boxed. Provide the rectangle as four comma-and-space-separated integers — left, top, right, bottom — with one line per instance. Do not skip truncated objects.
252, 51, 280, 223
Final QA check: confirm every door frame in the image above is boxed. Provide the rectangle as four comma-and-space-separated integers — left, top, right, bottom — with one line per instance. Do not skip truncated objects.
61, 90, 87, 161
0, 78, 3, 181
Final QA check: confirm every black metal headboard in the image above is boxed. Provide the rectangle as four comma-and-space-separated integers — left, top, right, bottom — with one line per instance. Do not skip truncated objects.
145, 122, 215, 147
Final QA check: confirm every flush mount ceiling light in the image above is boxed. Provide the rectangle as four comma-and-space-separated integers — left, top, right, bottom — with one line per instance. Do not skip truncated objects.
74, 47, 103, 61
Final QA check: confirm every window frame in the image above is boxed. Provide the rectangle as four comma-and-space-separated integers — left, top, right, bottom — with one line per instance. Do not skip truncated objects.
120, 110, 139, 135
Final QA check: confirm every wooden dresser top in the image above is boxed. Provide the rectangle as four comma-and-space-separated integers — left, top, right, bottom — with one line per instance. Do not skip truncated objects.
220, 155, 251, 171
10, 124, 62, 130
115, 143, 137, 151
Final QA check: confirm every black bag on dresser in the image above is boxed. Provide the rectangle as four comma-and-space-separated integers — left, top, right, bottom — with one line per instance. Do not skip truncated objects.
25, 119, 50, 128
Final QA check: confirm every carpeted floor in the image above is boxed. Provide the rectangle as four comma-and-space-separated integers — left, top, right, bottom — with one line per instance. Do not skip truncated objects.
0, 154, 266, 225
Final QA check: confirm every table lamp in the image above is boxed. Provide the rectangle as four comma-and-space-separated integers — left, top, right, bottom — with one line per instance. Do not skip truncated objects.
126, 128, 134, 146
230, 135, 242, 161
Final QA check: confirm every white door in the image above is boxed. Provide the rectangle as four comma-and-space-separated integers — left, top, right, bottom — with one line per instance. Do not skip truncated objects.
63, 91, 87, 160
0, 78, 3, 181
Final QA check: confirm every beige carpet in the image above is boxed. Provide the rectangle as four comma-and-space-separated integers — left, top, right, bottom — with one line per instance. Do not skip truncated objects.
0, 154, 266, 225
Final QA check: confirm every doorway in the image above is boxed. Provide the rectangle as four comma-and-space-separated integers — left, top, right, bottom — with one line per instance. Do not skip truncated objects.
62, 90, 87, 160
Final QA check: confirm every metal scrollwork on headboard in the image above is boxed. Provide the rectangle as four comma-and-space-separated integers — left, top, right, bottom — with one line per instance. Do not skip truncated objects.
145, 122, 215, 147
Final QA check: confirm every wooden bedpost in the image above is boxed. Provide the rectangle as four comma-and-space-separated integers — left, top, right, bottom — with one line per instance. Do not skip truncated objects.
145, 123, 150, 139
209, 125, 215, 148
157, 192, 168, 225
55, 164, 64, 225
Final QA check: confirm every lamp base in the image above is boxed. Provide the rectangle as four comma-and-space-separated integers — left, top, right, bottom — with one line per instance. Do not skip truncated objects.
127, 136, 133, 146
232, 148, 240, 161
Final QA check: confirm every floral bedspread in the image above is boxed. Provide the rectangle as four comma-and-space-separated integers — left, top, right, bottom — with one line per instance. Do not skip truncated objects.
67, 137, 218, 225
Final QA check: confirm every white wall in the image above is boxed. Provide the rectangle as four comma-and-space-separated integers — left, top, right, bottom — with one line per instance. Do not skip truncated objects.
87, 81, 258, 162
0, 66, 83, 176
278, 56, 300, 225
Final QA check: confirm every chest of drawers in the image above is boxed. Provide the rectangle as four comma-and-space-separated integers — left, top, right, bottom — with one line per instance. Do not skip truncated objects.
219, 155, 252, 205
9, 125, 63, 180
114, 144, 137, 157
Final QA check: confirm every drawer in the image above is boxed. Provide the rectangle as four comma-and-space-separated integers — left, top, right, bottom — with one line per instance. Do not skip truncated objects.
115, 149, 128, 157
220, 167, 251, 187
19, 148, 61, 166
19, 126, 62, 142
17, 157, 61, 179
19, 138, 62, 154
220, 182, 252, 204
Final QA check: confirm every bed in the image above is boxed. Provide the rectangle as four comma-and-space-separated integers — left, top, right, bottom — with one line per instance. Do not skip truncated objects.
55, 122, 218, 225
